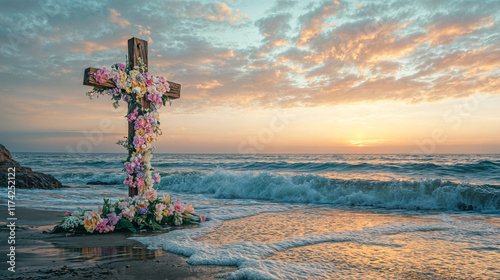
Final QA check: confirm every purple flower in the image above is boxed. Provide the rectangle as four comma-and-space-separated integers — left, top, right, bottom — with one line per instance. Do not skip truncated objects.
111, 88, 120, 96
106, 212, 119, 226
137, 172, 145, 179
135, 165, 142, 172
138, 208, 147, 215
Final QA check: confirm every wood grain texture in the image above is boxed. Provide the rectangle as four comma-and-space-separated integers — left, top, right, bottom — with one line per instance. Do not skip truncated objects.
128, 39, 149, 198
128, 37, 148, 71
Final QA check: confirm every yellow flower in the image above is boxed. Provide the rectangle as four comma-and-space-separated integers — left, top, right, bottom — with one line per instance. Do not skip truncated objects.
135, 129, 145, 136
83, 210, 102, 233
163, 194, 171, 205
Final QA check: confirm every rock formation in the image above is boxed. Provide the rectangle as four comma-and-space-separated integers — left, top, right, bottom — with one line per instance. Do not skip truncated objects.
0, 144, 62, 189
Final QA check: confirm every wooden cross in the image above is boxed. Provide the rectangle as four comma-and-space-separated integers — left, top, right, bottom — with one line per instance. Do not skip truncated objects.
82, 37, 181, 197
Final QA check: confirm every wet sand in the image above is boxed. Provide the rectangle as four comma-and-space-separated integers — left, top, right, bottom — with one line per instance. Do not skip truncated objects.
0, 206, 236, 279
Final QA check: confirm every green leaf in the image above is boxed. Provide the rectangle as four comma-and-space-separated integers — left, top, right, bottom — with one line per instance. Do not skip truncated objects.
150, 220, 162, 230
116, 218, 136, 232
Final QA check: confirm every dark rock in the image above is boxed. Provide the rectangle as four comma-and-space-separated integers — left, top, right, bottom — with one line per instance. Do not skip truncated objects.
0, 144, 62, 189
86, 180, 116, 185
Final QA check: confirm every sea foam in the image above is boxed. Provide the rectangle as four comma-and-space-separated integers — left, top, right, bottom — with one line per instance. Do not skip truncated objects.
132, 206, 500, 279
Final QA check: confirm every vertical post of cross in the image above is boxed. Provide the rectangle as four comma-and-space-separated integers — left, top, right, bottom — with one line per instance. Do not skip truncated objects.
127, 37, 150, 197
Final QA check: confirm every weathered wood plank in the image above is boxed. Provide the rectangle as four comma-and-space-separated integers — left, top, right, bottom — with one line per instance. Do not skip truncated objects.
128, 37, 148, 71
83, 67, 181, 99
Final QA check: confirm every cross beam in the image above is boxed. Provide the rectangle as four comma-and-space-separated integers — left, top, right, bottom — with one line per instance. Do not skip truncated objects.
82, 37, 181, 197
83, 38, 181, 99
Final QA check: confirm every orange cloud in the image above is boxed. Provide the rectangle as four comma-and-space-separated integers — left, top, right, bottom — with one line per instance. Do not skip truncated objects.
109, 9, 130, 28
69, 38, 127, 55
426, 16, 494, 46
195, 80, 223, 89
182, 2, 248, 24
297, 0, 341, 47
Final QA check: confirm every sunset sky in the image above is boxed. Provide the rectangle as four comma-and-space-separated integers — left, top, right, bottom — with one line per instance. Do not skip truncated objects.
0, 0, 499, 154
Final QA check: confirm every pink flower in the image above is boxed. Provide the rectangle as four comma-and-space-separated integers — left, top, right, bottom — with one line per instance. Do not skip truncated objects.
127, 108, 139, 122
173, 199, 185, 214
64, 210, 73, 216
133, 135, 145, 147
136, 178, 145, 189
124, 175, 135, 187
200, 215, 205, 222
134, 117, 147, 129
121, 205, 136, 220
166, 205, 174, 217
117, 63, 126, 71
94, 67, 110, 83
150, 94, 163, 106
153, 173, 161, 183
145, 77, 153, 87
96, 218, 115, 233
124, 163, 134, 175
164, 81, 170, 92
144, 188, 157, 202
184, 203, 195, 214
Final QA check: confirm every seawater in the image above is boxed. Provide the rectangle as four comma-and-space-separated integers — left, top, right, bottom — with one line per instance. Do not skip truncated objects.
2, 153, 500, 279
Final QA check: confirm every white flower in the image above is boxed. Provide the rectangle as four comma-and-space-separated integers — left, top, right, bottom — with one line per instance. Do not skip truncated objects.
61, 215, 83, 230
130, 70, 141, 79
174, 214, 183, 226
132, 87, 142, 95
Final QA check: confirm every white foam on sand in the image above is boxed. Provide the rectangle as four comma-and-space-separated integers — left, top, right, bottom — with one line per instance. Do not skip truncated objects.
131, 205, 500, 279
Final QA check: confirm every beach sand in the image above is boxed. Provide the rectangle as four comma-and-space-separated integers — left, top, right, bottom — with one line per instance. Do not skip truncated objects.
0, 206, 236, 279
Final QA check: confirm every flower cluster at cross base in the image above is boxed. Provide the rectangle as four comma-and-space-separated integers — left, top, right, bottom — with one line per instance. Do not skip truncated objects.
59, 194, 205, 234
56, 59, 203, 234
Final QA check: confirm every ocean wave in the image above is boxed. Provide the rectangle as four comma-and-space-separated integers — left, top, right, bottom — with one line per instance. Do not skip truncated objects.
56, 173, 124, 184
159, 170, 500, 213
153, 160, 500, 174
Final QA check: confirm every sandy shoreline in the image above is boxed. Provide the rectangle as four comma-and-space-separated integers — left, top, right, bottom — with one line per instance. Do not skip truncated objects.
0, 206, 236, 279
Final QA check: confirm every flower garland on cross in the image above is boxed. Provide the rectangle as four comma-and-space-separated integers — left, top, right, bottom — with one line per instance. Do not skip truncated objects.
55, 58, 204, 234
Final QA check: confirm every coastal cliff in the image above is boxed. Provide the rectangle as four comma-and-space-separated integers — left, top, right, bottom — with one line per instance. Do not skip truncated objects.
0, 144, 62, 189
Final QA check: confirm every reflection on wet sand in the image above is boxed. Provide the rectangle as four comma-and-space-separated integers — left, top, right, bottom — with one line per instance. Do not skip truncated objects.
194, 208, 499, 279
196, 208, 441, 245
70, 245, 165, 262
